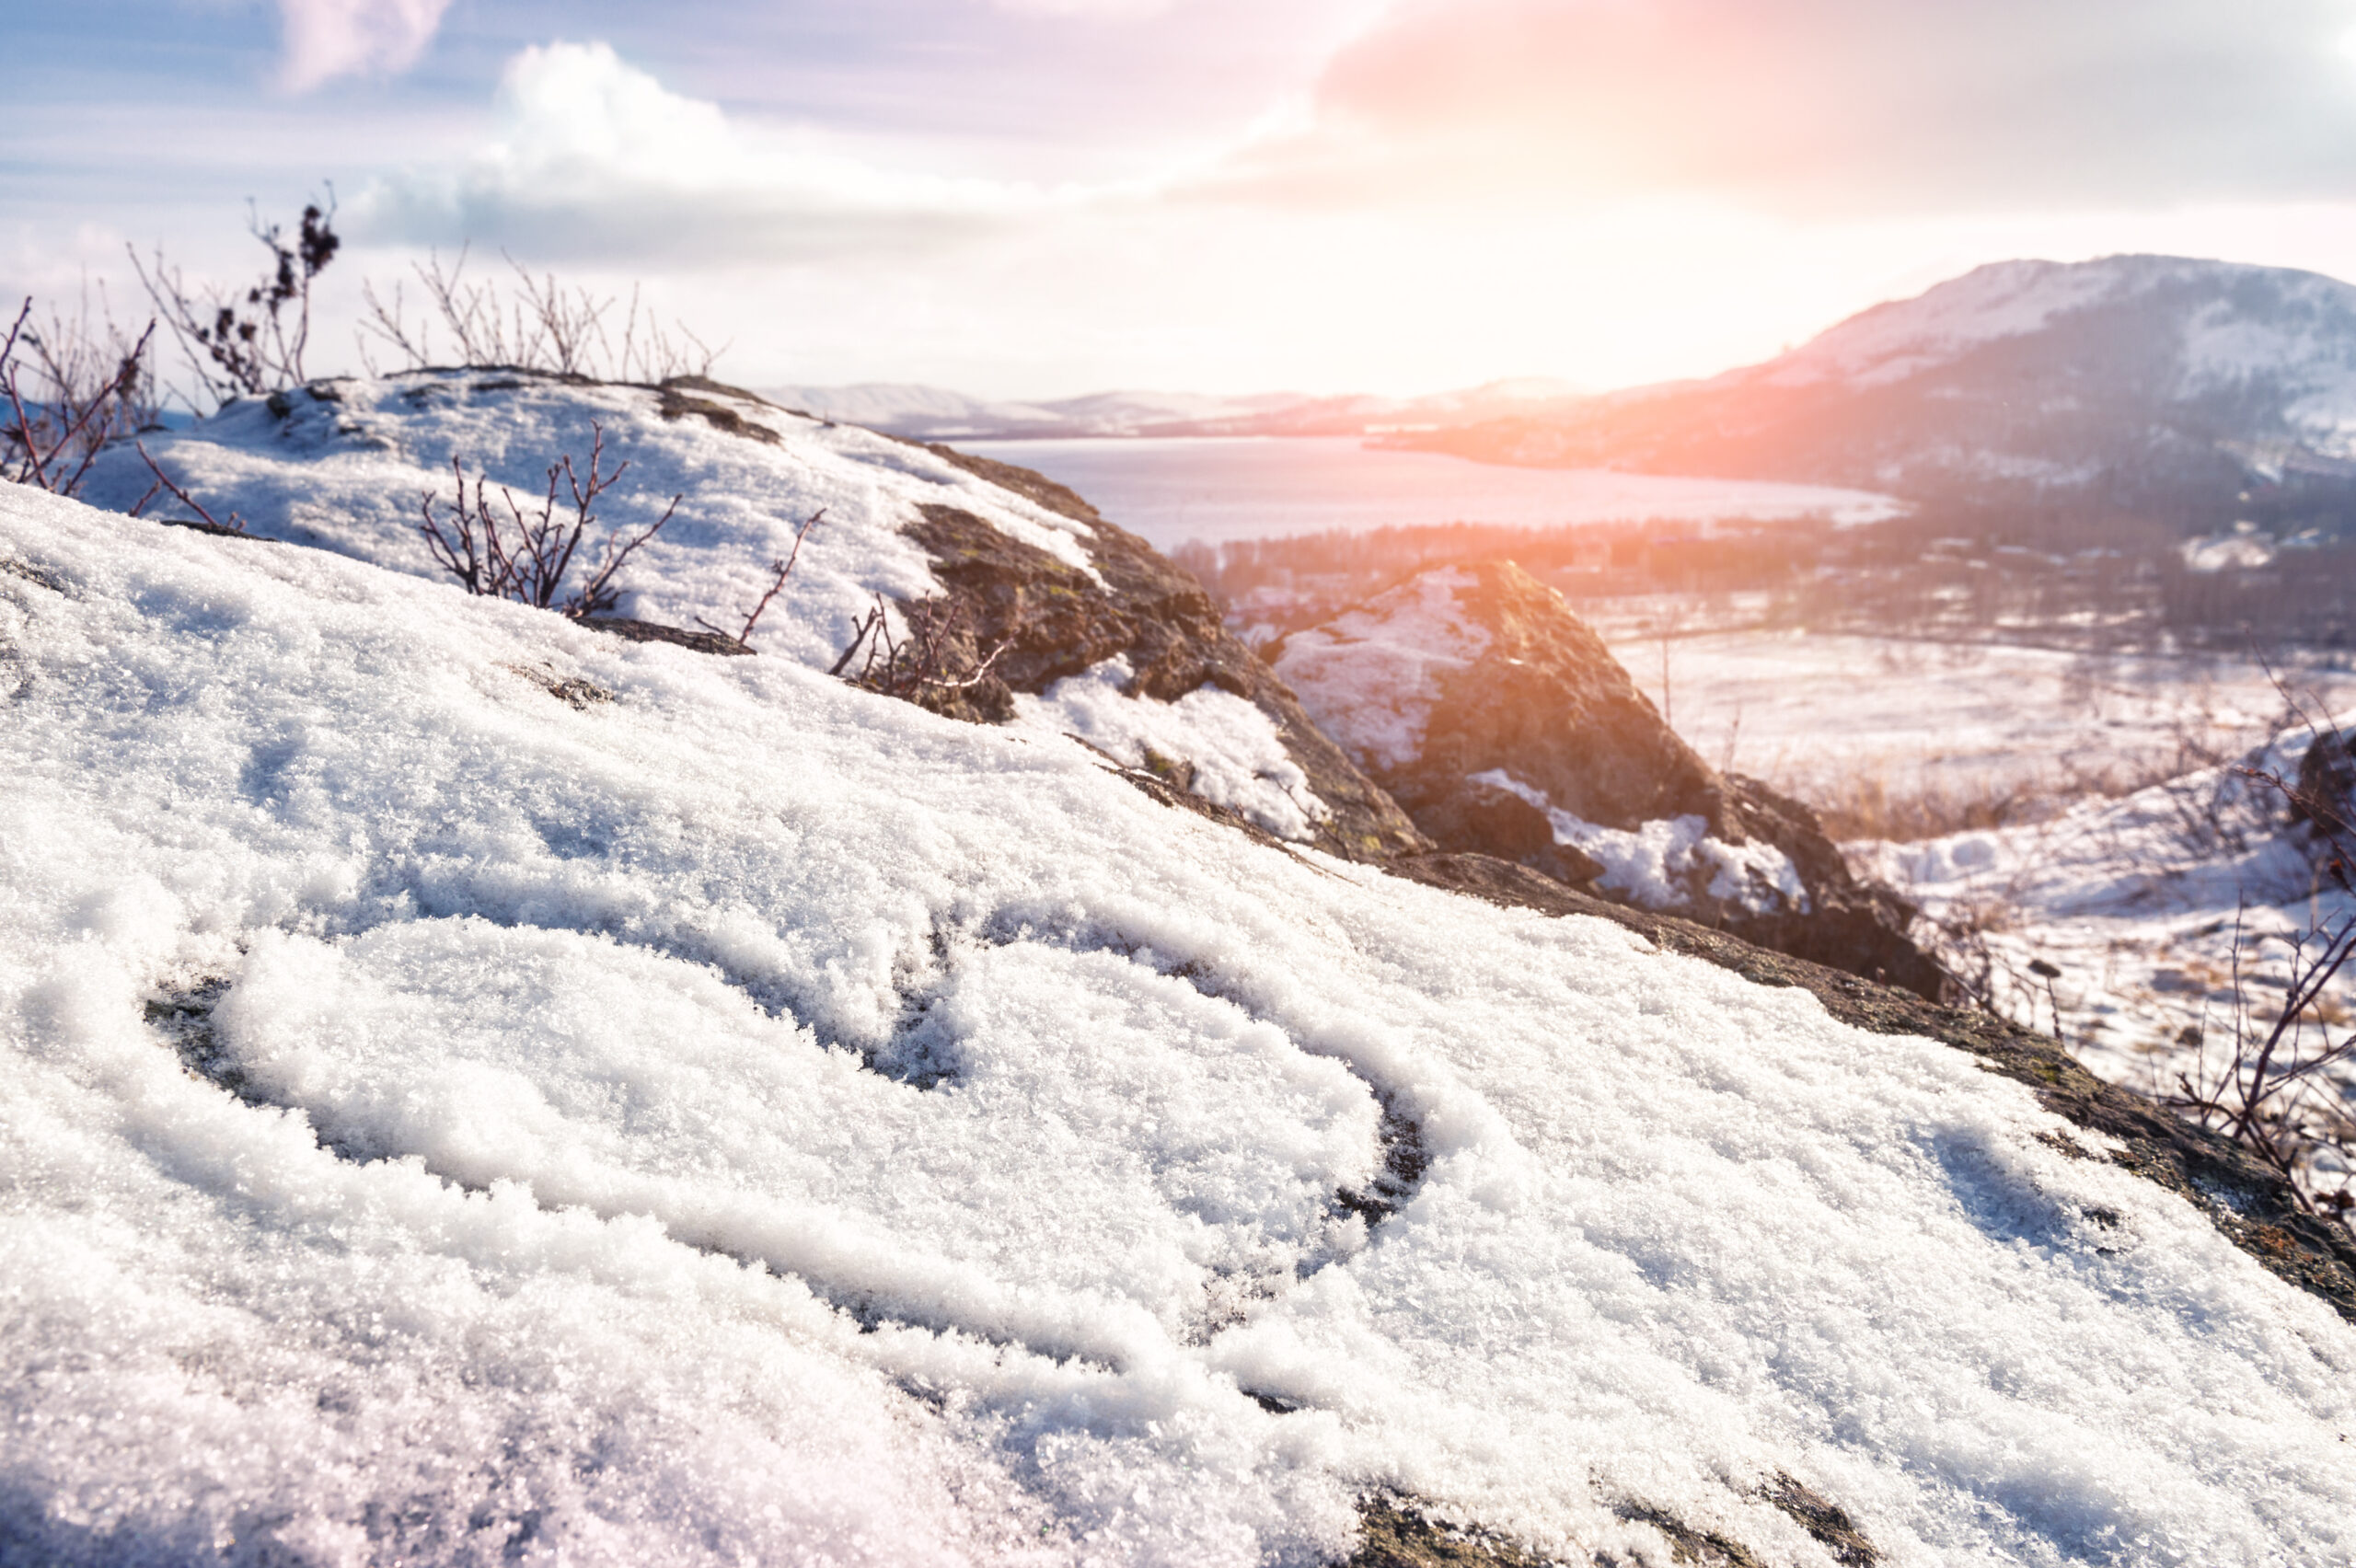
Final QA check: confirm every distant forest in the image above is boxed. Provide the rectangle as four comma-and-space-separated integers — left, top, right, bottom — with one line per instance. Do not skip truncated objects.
1173, 497, 2356, 655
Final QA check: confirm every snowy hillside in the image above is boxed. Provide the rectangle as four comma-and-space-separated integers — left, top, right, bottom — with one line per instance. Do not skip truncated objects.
1399, 254, 2356, 515
6, 386, 2356, 1562
78, 375, 1099, 677
1760, 259, 2178, 392
73, 373, 1409, 855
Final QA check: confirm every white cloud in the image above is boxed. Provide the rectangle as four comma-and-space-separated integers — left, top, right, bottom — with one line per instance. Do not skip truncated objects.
278, 0, 455, 91
353, 41, 1101, 261
1226, 0, 2356, 213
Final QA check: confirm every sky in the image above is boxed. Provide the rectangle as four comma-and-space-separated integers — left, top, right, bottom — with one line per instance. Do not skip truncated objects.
13, 0, 2356, 398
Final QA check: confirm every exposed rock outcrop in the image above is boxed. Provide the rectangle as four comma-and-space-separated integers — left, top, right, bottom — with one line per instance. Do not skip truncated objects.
1274, 562, 1947, 997
886, 444, 1431, 862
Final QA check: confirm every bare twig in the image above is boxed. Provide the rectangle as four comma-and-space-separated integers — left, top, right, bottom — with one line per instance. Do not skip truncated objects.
359, 248, 723, 382
3, 294, 160, 497
133, 440, 241, 531
132, 196, 339, 411
829, 592, 1011, 701
695, 508, 825, 645
2160, 667, 2356, 1224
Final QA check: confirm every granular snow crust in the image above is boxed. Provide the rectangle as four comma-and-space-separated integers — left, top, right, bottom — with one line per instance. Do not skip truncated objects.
4, 390, 2356, 1565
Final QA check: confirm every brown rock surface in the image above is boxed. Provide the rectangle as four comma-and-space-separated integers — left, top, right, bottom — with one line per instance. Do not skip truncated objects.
1275, 562, 1947, 996
890, 445, 1431, 863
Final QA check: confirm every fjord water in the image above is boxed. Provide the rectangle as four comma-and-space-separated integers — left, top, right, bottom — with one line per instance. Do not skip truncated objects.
961, 435, 1900, 549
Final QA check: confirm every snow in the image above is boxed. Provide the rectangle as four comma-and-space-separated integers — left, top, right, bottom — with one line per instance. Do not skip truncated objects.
2180, 525, 2279, 573
1605, 627, 2356, 811
69, 372, 1353, 834
1472, 771, 1807, 917
1850, 731, 2355, 1124
1267, 568, 1490, 773
8, 398, 2356, 1562
1754, 255, 2356, 421
1012, 656, 1330, 840
1760, 258, 2163, 390
75, 371, 1109, 668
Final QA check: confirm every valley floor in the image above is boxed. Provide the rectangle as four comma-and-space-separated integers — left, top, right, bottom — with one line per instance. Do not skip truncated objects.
1599, 624, 2356, 1205
1603, 626, 2355, 817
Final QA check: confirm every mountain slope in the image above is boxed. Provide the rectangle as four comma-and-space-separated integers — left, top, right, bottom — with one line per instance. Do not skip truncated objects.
10, 369, 2356, 1561
1401, 255, 2356, 519
9, 475, 2356, 1564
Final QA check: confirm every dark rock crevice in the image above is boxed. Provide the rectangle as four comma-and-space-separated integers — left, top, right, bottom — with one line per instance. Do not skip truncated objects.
1342, 1487, 1869, 1568
580, 615, 754, 656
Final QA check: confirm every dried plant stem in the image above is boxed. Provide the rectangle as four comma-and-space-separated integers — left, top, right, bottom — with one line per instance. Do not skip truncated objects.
416, 422, 677, 617
696, 509, 825, 645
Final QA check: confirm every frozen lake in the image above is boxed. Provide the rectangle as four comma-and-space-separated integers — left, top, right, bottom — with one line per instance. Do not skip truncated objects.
960, 435, 1900, 549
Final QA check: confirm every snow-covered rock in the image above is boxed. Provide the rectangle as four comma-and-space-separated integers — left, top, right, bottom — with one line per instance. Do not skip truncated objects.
75, 371, 1422, 859
1273, 563, 1945, 997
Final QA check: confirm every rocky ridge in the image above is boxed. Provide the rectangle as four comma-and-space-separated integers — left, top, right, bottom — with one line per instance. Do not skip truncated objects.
886, 442, 1427, 862
1272, 561, 1947, 998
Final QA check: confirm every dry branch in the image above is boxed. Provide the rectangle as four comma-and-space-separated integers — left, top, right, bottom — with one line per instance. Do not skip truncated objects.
130, 439, 242, 532
132, 198, 339, 410
2, 294, 159, 497
695, 509, 824, 645
829, 593, 1011, 701
417, 422, 677, 617
2161, 664, 2356, 1224
360, 248, 723, 383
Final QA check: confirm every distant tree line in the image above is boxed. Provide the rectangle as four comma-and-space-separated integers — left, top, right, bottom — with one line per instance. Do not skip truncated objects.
1174, 497, 2356, 653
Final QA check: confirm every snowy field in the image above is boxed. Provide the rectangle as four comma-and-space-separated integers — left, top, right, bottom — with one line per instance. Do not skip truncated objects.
1608, 628, 2356, 809
958, 436, 1900, 550
4, 377, 2356, 1564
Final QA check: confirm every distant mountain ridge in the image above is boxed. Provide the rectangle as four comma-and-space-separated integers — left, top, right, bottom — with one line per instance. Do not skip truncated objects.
1387, 255, 2356, 522
758, 377, 1584, 442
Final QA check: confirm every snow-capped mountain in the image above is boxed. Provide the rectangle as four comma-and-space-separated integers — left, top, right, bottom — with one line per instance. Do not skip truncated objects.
763, 378, 1584, 442
1400, 256, 2356, 519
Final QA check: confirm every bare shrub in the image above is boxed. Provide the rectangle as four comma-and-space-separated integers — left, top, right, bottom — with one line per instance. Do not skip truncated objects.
417, 423, 677, 618
129, 440, 244, 533
2160, 680, 2356, 1225
2165, 895, 2356, 1224
1, 294, 158, 496
132, 199, 340, 409
360, 248, 720, 383
829, 594, 1009, 704
1811, 768, 2046, 843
